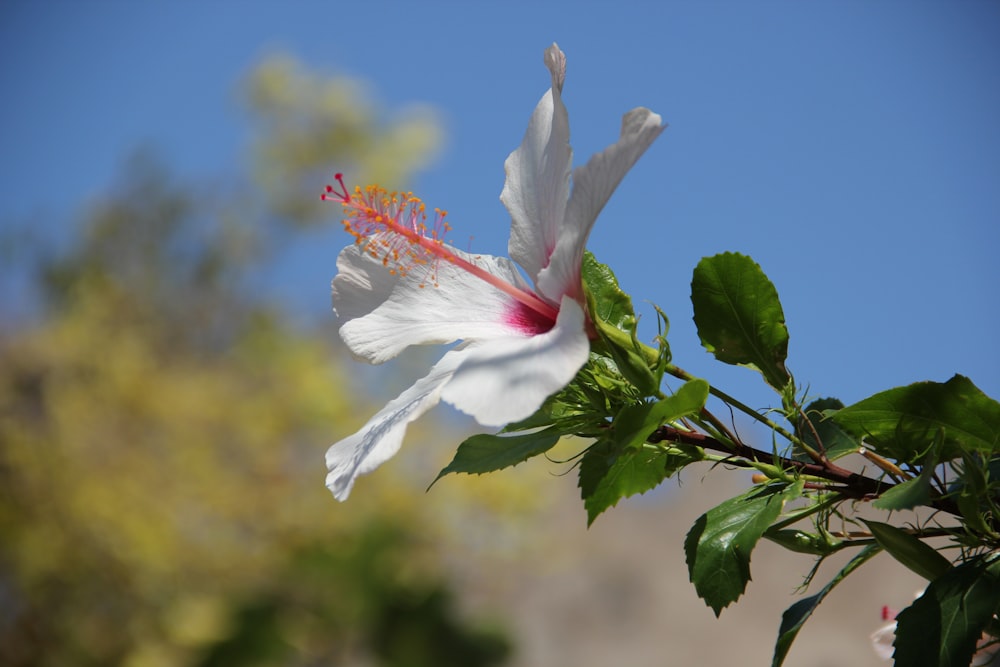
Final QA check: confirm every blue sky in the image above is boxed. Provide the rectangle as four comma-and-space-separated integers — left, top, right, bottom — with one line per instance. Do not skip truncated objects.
2, 1, 999, 415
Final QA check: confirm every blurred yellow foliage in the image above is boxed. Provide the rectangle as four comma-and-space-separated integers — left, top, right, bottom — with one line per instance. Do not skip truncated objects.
245, 54, 444, 225
0, 278, 447, 664
0, 53, 530, 667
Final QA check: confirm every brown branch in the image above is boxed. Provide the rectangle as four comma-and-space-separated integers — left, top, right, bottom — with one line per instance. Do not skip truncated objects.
648, 424, 964, 518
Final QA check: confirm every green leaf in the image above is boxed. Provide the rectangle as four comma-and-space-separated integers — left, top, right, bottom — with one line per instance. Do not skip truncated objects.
578, 438, 615, 503
772, 544, 881, 667
893, 554, 1000, 667
581, 445, 675, 525
584, 253, 665, 396
579, 380, 709, 524
793, 398, 859, 461
602, 343, 660, 397
690, 252, 791, 391
953, 452, 1000, 538
861, 520, 951, 582
582, 251, 639, 332
685, 480, 803, 616
831, 375, 1000, 464
434, 428, 562, 483
872, 439, 940, 511
871, 445, 939, 510
613, 379, 710, 452
872, 474, 934, 511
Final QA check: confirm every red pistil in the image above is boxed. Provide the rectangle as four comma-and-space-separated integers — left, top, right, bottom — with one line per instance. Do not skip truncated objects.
323, 174, 560, 325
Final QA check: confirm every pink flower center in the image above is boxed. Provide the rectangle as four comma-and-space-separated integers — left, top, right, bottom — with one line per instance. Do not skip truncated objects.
323, 174, 559, 326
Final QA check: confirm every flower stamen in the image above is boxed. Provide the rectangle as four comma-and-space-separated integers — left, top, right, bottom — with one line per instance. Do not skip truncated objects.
323, 174, 559, 323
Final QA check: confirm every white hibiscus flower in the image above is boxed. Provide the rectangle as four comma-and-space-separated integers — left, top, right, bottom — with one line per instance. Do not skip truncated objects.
325, 43, 665, 500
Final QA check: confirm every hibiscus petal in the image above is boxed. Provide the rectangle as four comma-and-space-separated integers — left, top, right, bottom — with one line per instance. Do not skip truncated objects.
536, 107, 667, 303
870, 622, 896, 661
330, 240, 399, 323
502, 43, 572, 286
325, 348, 469, 501
333, 242, 541, 364
441, 296, 589, 426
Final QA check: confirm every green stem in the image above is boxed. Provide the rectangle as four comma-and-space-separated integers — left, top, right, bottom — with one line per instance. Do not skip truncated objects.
665, 363, 806, 449
767, 493, 843, 532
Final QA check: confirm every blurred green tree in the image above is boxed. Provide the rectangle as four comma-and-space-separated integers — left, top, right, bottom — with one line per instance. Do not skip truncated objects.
245, 54, 442, 226
0, 55, 510, 667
